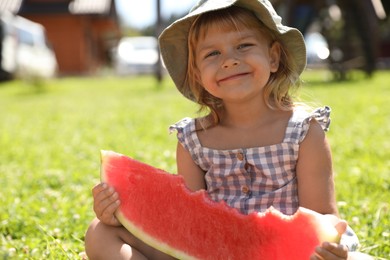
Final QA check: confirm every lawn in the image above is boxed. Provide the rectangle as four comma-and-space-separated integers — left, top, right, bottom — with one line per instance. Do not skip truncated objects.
0, 71, 389, 259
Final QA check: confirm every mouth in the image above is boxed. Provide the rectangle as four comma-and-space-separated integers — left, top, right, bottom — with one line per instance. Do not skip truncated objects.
217, 72, 250, 84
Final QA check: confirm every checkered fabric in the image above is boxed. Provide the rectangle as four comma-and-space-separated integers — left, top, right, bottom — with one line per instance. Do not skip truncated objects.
170, 106, 331, 215
170, 106, 359, 251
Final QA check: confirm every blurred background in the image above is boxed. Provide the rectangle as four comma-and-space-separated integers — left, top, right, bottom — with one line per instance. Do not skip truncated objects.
1, 2, 389, 258
0, 0, 389, 82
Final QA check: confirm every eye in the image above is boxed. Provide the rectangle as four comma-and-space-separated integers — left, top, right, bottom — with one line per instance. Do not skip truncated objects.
204, 50, 220, 59
237, 43, 253, 50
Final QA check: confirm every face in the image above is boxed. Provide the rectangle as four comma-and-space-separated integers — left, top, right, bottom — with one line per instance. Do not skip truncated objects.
194, 23, 281, 104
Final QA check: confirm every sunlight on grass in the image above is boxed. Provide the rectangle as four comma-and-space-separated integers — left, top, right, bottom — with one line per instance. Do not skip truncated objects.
0, 72, 389, 258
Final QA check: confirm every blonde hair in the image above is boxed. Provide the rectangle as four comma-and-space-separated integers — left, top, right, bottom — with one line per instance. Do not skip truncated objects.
185, 6, 302, 125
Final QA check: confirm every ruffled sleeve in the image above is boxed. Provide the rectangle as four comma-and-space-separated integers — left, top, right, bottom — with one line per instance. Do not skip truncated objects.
169, 117, 192, 135
168, 117, 195, 152
311, 106, 331, 132
297, 106, 331, 143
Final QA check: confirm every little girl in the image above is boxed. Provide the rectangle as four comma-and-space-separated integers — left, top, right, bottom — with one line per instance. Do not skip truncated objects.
85, 0, 368, 259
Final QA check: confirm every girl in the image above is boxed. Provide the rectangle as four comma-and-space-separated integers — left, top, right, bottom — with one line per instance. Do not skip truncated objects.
86, 0, 368, 259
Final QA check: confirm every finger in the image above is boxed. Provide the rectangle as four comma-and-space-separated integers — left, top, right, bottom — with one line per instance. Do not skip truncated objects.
99, 200, 121, 226
310, 252, 321, 260
334, 220, 348, 235
92, 183, 108, 197
322, 242, 348, 258
94, 188, 119, 214
315, 242, 348, 260
94, 185, 116, 203
99, 189, 119, 211
100, 199, 120, 221
315, 246, 337, 260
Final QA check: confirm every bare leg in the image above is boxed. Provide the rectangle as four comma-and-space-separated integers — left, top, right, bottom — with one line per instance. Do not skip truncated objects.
85, 218, 176, 260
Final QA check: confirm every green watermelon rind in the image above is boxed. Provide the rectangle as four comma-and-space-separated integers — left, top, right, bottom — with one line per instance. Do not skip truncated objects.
116, 210, 197, 260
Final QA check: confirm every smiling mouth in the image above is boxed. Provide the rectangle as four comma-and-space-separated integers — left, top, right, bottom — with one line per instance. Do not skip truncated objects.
218, 72, 250, 83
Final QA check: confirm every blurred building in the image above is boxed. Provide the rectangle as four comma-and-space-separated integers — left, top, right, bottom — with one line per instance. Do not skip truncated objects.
0, 12, 58, 80
0, 0, 121, 75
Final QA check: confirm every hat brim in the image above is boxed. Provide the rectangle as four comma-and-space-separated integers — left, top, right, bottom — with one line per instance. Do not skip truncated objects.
159, 0, 306, 101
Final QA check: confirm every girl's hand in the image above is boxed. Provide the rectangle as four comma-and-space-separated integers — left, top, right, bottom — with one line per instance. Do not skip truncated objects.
310, 215, 349, 259
92, 183, 121, 226
310, 242, 348, 260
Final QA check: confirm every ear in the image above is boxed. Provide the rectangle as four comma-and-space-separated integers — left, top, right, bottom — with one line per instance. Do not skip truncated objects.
269, 41, 281, 72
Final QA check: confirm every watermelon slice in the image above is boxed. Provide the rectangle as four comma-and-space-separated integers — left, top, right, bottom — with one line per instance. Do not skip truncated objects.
101, 150, 341, 260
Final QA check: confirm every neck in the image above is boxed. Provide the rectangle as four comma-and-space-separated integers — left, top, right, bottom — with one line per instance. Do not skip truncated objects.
218, 97, 274, 129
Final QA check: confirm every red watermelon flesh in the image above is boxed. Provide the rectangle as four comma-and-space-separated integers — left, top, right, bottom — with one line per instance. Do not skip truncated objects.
101, 150, 341, 260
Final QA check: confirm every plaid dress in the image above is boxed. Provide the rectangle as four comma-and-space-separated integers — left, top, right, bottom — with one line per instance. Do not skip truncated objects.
170, 106, 331, 215
170, 106, 359, 251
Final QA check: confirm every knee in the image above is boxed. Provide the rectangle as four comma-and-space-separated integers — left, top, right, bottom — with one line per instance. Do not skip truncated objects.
84, 218, 107, 259
84, 218, 150, 259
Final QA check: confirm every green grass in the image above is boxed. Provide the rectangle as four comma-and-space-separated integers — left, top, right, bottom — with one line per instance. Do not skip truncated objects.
0, 71, 389, 259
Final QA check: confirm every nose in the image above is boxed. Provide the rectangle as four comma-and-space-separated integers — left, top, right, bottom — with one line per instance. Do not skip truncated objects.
221, 54, 240, 69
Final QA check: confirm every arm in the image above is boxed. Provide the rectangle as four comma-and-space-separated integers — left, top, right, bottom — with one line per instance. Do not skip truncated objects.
297, 120, 350, 259
296, 120, 338, 215
176, 142, 206, 192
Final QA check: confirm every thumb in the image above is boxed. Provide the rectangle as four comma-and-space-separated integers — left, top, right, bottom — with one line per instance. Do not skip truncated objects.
335, 220, 348, 235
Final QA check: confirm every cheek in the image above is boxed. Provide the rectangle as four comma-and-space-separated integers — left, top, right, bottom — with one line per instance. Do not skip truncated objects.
191, 58, 203, 85
193, 68, 201, 84
197, 70, 215, 94
194, 61, 204, 82
196, 64, 209, 83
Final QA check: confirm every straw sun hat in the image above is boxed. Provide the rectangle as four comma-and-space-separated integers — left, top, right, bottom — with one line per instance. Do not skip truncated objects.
158, 0, 306, 101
